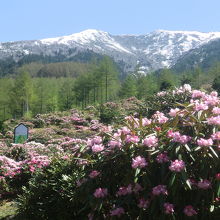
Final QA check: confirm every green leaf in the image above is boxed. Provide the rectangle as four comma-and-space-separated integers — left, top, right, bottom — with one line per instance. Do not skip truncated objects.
134, 168, 140, 183
181, 172, 192, 190
186, 179, 192, 190
175, 146, 181, 154
210, 205, 215, 212
194, 146, 201, 151
169, 173, 176, 187
217, 183, 220, 197
209, 147, 219, 159
184, 144, 191, 152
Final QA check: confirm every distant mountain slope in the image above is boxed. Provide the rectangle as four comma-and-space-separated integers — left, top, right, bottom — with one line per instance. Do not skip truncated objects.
1, 29, 220, 74
172, 38, 220, 72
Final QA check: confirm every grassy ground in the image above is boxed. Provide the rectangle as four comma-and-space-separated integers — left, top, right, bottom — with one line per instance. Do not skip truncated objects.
0, 200, 17, 220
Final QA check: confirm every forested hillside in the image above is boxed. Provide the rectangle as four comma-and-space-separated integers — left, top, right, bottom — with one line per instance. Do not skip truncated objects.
2, 54, 220, 123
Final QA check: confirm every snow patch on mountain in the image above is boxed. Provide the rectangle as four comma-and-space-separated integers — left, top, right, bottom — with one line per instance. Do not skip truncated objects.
1, 29, 220, 73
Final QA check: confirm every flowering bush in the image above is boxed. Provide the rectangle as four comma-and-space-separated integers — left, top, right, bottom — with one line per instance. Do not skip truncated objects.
15, 85, 220, 219
144, 84, 192, 117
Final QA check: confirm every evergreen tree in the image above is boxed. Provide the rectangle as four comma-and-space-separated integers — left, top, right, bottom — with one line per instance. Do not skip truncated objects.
58, 78, 75, 110
119, 75, 137, 98
9, 71, 32, 117
158, 69, 176, 91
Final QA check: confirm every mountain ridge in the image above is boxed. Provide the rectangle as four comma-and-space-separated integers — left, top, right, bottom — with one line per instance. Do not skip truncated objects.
1, 29, 220, 73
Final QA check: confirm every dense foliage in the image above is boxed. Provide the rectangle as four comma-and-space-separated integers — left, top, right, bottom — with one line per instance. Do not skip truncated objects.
1, 85, 219, 219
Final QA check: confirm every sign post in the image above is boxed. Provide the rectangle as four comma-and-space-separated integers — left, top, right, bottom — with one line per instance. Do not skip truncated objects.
14, 123, 28, 144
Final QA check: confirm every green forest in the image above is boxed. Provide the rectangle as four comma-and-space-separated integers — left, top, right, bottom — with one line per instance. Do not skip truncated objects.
1, 55, 220, 122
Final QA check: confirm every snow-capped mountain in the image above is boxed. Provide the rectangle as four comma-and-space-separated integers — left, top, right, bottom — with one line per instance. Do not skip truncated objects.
1, 29, 220, 73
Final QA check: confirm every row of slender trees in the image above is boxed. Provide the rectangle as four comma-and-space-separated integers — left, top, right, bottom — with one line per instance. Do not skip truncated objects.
1, 57, 220, 121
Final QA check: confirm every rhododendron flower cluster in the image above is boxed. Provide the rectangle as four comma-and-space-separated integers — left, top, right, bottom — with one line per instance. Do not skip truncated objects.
110, 207, 125, 217
87, 136, 104, 153
143, 135, 158, 148
194, 102, 209, 111
142, 118, 152, 126
207, 115, 220, 125
197, 179, 212, 190
168, 108, 180, 117
167, 130, 191, 144
216, 173, 220, 181
116, 184, 132, 196
89, 170, 100, 179
93, 188, 108, 198
23, 154, 50, 172
164, 203, 174, 214
0, 156, 22, 177
138, 198, 149, 209
169, 159, 185, 172
156, 152, 169, 163
197, 138, 213, 146
211, 131, 220, 140
152, 111, 169, 124
152, 185, 168, 196
125, 135, 140, 144
212, 106, 220, 115
132, 156, 148, 169
183, 205, 197, 216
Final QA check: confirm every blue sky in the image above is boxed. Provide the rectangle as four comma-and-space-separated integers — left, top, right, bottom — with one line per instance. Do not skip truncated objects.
0, 0, 219, 42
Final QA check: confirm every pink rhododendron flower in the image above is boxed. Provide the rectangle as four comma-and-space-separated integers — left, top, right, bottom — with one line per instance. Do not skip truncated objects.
212, 107, 220, 115
210, 91, 218, 97
87, 213, 94, 220
76, 178, 87, 187
133, 183, 143, 193
91, 136, 102, 145
194, 102, 208, 111
167, 129, 175, 138
188, 178, 197, 187
138, 198, 149, 209
183, 205, 197, 216
120, 126, 131, 135
197, 179, 211, 189
152, 185, 168, 196
132, 156, 148, 169
207, 116, 220, 125
108, 140, 122, 149
89, 170, 100, 178
197, 138, 213, 146
178, 135, 192, 144
168, 130, 191, 144
61, 155, 69, 160
203, 94, 219, 106
93, 188, 108, 198
157, 91, 167, 96
156, 152, 169, 163
143, 136, 158, 148
91, 144, 104, 153
110, 207, 125, 216
211, 132, 220, 140
192, 90, 205, 98
164, 203, 174, 214
183, 84, 192, 92
216, 173, 220, 180
168, 108, 180, 117
153, 111, 169, 124
116, 184, 132, 196
125, 135, 139, 144
169, 160, 185, 172
0, 156, 22, 177
142, 118, 152, 126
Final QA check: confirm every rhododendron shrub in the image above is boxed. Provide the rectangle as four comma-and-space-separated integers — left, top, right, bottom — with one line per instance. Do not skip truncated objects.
17, 86, 220, 219
144, 84, 192, 117
0, 140, 80, 198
